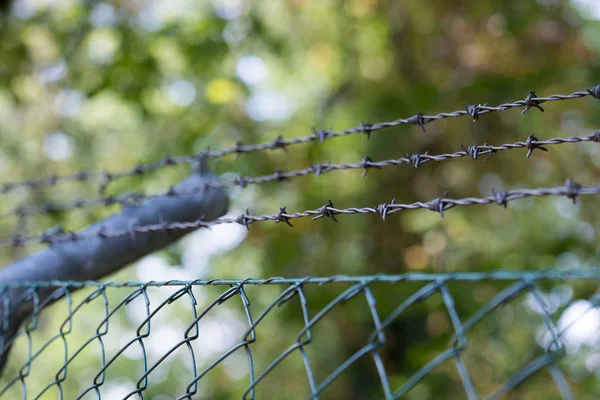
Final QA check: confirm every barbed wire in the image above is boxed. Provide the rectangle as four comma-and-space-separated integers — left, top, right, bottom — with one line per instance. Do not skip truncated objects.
1, 178, 597, 248
1, 86, 599, 196
2, 132, 598, 221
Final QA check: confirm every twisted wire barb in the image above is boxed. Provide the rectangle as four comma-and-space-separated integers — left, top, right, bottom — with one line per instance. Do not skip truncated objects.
2, 179, 597, 248
3, 132, 598, 220
2, 86, 599, 196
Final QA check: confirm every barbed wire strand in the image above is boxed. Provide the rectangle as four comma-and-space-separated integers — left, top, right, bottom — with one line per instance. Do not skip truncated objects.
1, 86, 599, 196
3, 132, 598, 221
1, 178, 597, 248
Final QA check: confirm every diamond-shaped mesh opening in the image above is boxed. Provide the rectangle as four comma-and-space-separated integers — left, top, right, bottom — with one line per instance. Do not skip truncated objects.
373, 281, 469, 400
120, 285, 198, 398
296, 283, 388, 399
452, 280, 577, 400
451, 280, 536, 396
181, 285, 254, 399
233, 283, 314, 400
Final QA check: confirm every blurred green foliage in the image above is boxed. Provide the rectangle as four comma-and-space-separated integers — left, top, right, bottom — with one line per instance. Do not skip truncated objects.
1, 0, 600, 398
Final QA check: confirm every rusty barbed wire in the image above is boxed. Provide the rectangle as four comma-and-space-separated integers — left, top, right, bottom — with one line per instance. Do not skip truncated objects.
1, 178, 597, 248
2, 132, 598, 221
1, 86, 599, 196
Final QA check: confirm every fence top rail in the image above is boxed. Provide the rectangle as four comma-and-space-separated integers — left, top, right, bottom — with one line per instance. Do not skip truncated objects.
0, 268, 598, 288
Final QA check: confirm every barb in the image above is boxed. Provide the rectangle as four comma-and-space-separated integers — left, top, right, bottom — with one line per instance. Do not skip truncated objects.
2, 132, 598, 220
1, 86, 598, 195
2, 179, 598, 248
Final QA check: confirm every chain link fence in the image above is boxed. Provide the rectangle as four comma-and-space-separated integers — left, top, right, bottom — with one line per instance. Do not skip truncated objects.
0, 271, 599, 399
